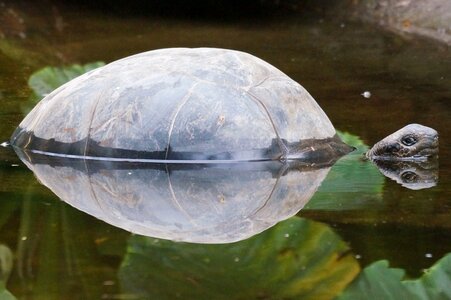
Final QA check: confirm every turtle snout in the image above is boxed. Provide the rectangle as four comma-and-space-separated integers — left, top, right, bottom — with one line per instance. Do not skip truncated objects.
385, 143, 401, 154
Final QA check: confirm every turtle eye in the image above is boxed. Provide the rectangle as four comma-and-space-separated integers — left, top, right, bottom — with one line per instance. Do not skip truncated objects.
401, 135, 417, 146
401, 171, 418, 183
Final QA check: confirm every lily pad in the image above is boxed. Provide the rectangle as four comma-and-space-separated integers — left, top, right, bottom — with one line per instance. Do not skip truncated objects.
337, 131, 369, 154
305, 131, 384, 211
337, 253, 451, 300
119, 217, 360, 300
22, 62, 105, 114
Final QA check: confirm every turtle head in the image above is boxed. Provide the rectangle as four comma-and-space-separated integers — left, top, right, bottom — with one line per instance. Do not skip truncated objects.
366, 124, 438, 160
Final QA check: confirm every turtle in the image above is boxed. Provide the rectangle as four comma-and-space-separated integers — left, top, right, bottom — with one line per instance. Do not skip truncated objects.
11, 124, 438, 244
9, 48, 438, 163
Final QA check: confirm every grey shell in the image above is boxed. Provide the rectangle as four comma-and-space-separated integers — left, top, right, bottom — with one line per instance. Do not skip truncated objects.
11, 48, 336, 161
18, 152, 330, 244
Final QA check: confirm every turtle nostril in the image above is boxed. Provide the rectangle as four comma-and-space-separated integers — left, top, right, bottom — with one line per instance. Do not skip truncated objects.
386, 143, 401, 153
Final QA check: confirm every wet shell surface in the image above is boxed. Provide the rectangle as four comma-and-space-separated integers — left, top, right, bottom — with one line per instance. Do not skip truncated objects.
11, 48, 338, 162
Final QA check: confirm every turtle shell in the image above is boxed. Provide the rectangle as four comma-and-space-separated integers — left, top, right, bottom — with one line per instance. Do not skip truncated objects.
11, 48, 336, 162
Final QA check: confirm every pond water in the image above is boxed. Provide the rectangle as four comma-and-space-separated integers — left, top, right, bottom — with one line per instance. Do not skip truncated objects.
0, 1, 450, 299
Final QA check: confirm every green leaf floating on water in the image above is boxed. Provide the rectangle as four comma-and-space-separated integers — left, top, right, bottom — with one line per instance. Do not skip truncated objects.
337, 253, 451, 300
119, 217, 360, 300
337, 131, 369, 154
305, 130, 384, 211
28, 62, 105, 99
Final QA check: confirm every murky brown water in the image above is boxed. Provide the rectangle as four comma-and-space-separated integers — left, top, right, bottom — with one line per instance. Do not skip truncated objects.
0, 1, 450, 299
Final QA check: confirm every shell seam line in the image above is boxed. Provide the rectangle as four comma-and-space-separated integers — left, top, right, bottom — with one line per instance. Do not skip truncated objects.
27, 86, 65, 134
84, 89, 106, 156
84, 155, 107, 225
248, 170, 281, 217
243, 89, 283, 143
246, 75, 287, 90
165, 81, 200, 159
165, 164, 198, 227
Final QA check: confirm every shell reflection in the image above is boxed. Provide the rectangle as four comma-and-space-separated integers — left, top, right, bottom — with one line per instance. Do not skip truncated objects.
17, 150, 332, 243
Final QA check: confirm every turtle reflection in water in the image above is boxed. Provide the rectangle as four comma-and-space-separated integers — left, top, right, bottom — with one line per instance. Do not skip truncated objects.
372, 159, 439, 190
9, 48, 439, 242
16, 151, 332, 243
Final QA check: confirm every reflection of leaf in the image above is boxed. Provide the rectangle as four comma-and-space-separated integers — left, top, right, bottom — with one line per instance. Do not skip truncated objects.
337, 253, 451, 299
305, 131, 384, 211
14, 193, 125, 299
28, 62, 105, 99
119, 217, 360, 300
0, 39, 45, 67
0, 244, 16, 300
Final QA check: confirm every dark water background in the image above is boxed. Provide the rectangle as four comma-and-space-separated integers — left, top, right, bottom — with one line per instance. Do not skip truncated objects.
0, 1, 450, 299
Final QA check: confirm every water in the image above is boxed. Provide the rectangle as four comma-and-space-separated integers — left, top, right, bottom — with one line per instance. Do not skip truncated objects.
0, 2, 450, 299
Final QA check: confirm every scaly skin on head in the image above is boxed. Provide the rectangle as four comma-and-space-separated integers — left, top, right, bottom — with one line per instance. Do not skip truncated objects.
366, 124, 438, 160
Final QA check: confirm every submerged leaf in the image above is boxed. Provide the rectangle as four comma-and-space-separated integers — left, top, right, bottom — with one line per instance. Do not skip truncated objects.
0, 287, 16, 300
337, 253, 451, 300
305, 130, 384, 211
119, 217, 360, 300
14, 199, 125, 299
0, 244, 16, 300
22, 62, 105, 114
28, 62, 105, 99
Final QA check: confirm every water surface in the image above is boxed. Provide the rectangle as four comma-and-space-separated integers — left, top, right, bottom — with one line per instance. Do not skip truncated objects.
0, 2, 450, 299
